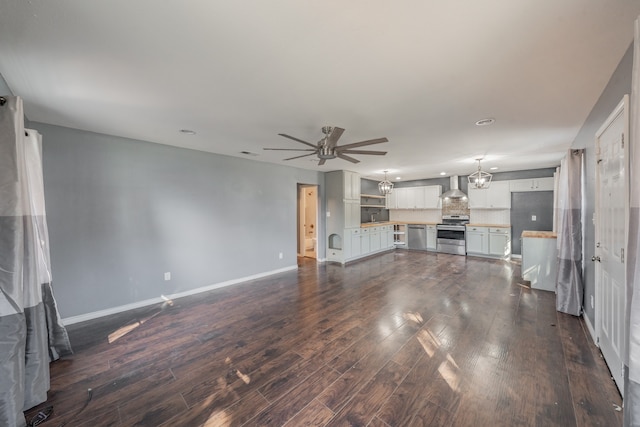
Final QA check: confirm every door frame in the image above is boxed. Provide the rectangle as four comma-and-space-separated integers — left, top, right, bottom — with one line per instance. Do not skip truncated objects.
297, 183, 319, 259
594, 94, 629, 395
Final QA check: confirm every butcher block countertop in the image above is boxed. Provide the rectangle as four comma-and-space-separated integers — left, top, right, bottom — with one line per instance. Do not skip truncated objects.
466, 223, 510, 228
360, 221, 438, 228
521, 230, 557, 238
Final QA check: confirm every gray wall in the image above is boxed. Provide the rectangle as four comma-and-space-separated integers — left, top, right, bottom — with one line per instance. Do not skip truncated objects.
29, 122, 325, 318
571, 42, 634, 324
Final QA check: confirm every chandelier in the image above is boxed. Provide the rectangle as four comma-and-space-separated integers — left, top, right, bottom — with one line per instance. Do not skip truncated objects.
378, 170, 394, 195
468, 159, 492, 189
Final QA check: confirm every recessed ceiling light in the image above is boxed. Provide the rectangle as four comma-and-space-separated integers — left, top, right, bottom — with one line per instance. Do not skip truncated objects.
490, 167, 498, 170
179, 129, 196, 135
475, 118, 495, 126
440, 172, 447, 176
395, 177, 401, 180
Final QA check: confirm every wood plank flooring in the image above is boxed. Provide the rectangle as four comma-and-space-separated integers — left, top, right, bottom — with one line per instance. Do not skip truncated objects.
25, 251, 623, 426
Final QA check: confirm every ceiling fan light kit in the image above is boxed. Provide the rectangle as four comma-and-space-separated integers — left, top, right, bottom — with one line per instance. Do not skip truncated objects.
264, 126, 388, 165
468, 159, 492, 189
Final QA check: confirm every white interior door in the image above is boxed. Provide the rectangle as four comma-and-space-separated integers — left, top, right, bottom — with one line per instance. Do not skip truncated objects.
595, 95, 628, 396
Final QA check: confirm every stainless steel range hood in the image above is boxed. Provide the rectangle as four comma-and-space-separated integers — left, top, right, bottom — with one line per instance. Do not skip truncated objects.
441, 176, 468, 199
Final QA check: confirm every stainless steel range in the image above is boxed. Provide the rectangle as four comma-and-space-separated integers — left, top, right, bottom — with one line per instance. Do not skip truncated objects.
436, 214, 469, 255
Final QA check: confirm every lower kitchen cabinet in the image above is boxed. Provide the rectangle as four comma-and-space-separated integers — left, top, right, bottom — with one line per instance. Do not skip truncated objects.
330, 225, 396, 264
426, 225, 437, 251
466, 226, 489, 255
466, 225, 511, 259
488, 227, 511, 258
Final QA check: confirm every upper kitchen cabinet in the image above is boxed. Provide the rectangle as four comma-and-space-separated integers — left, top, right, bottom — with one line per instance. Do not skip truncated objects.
387, 185, 441, 209
343, 170, 361, 200
509, 177, 554, 192
468, 181, 511, 209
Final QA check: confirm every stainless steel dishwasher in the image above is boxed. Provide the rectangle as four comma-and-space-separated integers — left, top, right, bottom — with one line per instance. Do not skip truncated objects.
407, 224, 427, 250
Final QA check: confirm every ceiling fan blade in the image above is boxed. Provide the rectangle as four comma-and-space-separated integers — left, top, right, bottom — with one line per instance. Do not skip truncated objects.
278, 133, 318, 149
283, 152, 317, 161
338, 137, 388, 150
339, 149, 387, 155
325, 127, 345, 149
263, 148, 316, 151
318, 158, 326, 166
337, 153, 360, 164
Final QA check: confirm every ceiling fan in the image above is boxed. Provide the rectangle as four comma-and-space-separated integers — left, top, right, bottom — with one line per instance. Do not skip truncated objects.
264, 126, 388, 165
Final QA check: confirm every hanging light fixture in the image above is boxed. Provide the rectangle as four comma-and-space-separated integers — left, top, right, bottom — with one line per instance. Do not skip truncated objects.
468, 158, 492, 189
378, 170, 394, 195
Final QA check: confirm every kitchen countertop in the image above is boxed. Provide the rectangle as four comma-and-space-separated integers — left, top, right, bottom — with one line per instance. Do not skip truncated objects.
359, 221, 438, 228
521, 230, 557, 238
466, 223, 510, 228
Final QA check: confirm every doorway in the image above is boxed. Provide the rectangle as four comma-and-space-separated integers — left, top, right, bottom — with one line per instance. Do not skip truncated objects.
594, 95, 628, 396
297, 184, 318, 259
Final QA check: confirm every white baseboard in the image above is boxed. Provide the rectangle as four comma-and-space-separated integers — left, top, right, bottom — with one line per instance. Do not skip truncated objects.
584, 312, 598, 345
62, 265, 298, 325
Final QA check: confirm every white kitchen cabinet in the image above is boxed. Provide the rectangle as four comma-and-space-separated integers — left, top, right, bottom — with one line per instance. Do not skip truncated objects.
488, 227, 511, 258
344, 200, 360, 229
369, 226, 381, 252
343, 170, 361, 200
360, 228, 371, 253
386, 226, 395, 248
426, 225, 437, 251
468, 181, 511, 209
389, 185, 442, 209
509, 177, 554, 192
424, 186, 442, 208
349, 228, 361, 258
466, 226, 489, 255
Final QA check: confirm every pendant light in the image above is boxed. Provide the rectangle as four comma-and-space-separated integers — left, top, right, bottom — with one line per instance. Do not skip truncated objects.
468, 159, 492, 189
378, 170, 394, 195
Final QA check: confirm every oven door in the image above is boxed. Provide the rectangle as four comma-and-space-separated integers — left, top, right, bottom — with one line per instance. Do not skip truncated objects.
436, 226, 466, 255
436, 228, 465, 241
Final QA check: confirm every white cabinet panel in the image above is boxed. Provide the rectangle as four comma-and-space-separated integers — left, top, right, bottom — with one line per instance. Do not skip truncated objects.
360, 228, 371, 253
466, 226, 489, 255
509, 177, 554, 192
424, 186, 442, 208
426, 225, 437, 250
468, 181, 510, 208
391, 185, 442, 209
344, 200, 360, 229
489, 228, 511, 258
350, 229, 361, 258
343, 171, 361, 200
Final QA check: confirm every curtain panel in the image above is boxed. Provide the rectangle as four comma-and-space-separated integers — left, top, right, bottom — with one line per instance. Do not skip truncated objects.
625, 16, 640, 427
0, 96, 72, 427
555, 149, 584, 316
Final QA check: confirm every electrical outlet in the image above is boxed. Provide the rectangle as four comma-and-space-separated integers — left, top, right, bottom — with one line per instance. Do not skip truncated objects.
531, 215, 537, 221
326, 211, 331, 217
164, 272, 171, 281
279, 252, 283, 259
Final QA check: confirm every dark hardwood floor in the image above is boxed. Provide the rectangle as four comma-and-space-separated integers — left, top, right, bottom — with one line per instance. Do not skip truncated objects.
26, 251, 623, 426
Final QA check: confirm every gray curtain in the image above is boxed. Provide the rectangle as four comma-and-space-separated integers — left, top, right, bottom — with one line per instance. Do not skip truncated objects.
0, 96, 72, 427
555, 149, 584, 316
625, 16, 640, 427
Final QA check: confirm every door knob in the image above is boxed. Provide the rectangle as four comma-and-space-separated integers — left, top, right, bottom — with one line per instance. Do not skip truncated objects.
592, 256, 601, 262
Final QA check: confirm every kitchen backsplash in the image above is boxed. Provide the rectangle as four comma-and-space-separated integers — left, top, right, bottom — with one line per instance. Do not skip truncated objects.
389, 209, 442, 223
470, 209, 510, 225
442, 198, 470, 216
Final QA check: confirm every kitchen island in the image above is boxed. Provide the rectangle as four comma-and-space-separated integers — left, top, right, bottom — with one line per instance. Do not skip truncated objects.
521, 230, 557, 292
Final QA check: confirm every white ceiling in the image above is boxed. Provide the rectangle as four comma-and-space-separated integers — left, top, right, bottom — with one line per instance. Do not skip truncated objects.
1, 1, 639, 181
